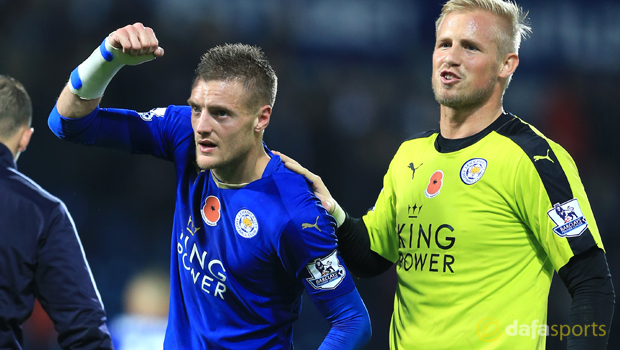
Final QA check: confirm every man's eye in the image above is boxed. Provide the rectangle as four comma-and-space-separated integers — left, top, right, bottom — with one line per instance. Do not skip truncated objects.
217, 110, 227, 117
192, 106, 200, 113
465, 45, 478, 51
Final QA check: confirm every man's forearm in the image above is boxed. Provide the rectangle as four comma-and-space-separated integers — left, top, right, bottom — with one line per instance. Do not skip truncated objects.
336, 213, 393, 278
56, 84, 100, 119
56, 24, 162, 119
314, 288, 371, 350
559, 247, 615, 349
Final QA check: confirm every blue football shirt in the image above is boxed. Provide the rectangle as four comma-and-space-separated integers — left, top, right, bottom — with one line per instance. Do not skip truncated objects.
49, 105, 357, 349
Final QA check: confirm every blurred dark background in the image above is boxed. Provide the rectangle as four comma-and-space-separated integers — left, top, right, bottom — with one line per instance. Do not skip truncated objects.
1, 0, 619, 349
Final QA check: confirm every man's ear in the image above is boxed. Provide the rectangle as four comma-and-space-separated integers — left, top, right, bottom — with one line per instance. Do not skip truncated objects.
499, 52, 519, 79
17, 126, 34, 153
254, 105, 271, 132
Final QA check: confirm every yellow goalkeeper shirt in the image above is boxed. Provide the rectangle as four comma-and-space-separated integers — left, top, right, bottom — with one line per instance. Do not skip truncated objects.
363, 113, 604, 349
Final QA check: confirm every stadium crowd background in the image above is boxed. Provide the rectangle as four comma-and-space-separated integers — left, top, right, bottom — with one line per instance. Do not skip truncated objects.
1, 0, 619, 348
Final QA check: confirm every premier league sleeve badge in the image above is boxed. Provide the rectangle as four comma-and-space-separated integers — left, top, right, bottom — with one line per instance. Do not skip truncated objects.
305, 250, 346, 290
546, 199, 588, 238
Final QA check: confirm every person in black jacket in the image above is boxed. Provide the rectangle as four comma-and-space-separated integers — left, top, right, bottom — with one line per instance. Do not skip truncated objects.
0, 75, 113, 350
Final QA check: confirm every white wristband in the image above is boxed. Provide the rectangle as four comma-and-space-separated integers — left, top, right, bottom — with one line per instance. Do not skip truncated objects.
69, 37, 157, 100
331, 200, 346, 228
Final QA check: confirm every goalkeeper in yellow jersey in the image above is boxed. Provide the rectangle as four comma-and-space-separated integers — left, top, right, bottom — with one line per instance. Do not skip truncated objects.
277, 0, 615, 349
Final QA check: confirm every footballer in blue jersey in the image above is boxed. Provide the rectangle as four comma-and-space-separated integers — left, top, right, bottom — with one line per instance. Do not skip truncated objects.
48, 23, 371, 349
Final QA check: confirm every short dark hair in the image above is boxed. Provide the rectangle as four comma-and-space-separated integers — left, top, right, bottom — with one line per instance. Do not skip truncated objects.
194, 44, 277, 110
0, 75, 32, 139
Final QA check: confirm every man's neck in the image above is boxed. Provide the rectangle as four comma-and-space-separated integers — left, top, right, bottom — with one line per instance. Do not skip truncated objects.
212, 146, 270, 185
439, 102, 504, 139
0, 137, 19, 160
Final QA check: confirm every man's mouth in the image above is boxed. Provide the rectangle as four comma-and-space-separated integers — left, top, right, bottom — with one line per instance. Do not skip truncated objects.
197, 139, 216, 153
440, 70, 460, 84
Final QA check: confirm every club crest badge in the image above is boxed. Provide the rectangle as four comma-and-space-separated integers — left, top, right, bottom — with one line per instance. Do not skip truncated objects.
305, 250, 346, 290
425, 170, 444, 198
546, 199, 588, 238
138, 107, 166, 121
201, 195, 221, 226
235, 209, 259, 238
460, 158, 487, 185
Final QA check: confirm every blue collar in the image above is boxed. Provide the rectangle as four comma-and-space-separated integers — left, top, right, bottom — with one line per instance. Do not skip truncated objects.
261, 142, 278, 178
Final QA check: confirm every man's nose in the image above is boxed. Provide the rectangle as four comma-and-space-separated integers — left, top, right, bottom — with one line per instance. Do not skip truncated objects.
443, 46, 461, 66
195, 112, 212, 133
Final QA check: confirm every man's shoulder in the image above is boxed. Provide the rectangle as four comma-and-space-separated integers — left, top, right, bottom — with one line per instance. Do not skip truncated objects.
0, 167, 63, 213
269, 167, 325, 212
399, 129, 438, 150
164, 105, 191, 117
390, 129, 438, 163
267, 172, 335, 238
492, 114, 561, 159
137, 105, 191, 123
270, 167, 314, 199
405, 129, 439, 142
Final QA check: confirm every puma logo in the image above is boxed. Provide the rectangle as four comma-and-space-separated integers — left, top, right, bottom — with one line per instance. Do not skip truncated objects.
408, 162, 423, 179
534, 149, 554, 163
302, 216, 321, 232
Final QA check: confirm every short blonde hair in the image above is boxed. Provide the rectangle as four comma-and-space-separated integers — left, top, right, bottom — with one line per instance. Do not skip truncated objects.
435, 0, 531, 90
436, 0, 531, 59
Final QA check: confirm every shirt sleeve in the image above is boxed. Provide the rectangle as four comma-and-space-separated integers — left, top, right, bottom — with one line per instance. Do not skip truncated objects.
276, 184, 356, 301
513, 140, 604, 271
278, 218, 357, 302
310, 288, 372, 350
558, 247, 615, 349
276, 189, 371, 349
35, 201, 113, 350
335, 213, 394, 278
48, 104, 192, 162
362, 155, 400, 263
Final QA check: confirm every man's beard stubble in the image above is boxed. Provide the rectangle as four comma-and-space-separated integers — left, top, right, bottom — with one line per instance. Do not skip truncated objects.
432, 76, 497, 110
